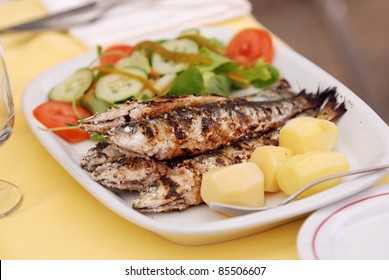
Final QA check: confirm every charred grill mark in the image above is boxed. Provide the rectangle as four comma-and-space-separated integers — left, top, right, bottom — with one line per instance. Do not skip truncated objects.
167, 118, 186, 140
124, 115, 132, 122
145, 126, 154, 138
215, 156, 227, 166
95, 141, 110, 157
275, 104, 283, 115
160, 177, 179, 199
174, 130, 186, 140
234, 105, 251, 123
201, 117, 212, 133
181, 160, 195, 170
231, 142, 244, 150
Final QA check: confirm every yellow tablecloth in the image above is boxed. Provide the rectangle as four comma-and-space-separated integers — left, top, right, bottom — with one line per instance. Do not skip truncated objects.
1, 0, 388, 260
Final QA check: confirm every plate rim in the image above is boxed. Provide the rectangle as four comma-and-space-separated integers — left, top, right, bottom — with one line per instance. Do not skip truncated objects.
297, 184, 389, 259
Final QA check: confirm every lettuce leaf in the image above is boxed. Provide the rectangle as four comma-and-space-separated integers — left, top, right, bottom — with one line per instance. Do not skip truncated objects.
216, 59, 279, 89
202, 72, 231, 96
168, 67, 204, 95
251, 65, 280, 88
217, 59, 271, 81
197, 47, 231, 73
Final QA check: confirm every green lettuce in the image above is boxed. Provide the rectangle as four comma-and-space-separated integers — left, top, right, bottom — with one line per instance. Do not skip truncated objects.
197, 47, 231, 73
202, 72, 232, 96
168, 67, 204, 96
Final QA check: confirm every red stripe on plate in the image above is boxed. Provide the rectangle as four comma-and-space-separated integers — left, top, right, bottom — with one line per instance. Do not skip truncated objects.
311, 192, 389, 259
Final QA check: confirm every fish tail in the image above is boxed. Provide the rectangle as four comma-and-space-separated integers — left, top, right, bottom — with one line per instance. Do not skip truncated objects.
295, 87, 337, 113
316, 89, 347, 121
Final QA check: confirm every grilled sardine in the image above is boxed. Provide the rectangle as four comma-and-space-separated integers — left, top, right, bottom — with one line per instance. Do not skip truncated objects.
133, 89, 346, 213
80, 141, 123, 172
79, 79, 294, 134
132, 136, 277, 212
91, 157, 169, 191
81, 141, 170, 191
79, 95, 225, 134
107, 90, 331, 160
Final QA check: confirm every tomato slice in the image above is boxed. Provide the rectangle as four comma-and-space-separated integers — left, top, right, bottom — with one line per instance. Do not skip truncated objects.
33, 101, 92, 143
226, 28, 274, 67
100, 45, 134, 66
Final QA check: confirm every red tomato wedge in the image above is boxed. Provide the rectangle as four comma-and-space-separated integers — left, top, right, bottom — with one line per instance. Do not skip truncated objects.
100, 45, 134, 66
226, 28, 274, 67
33, 101, 92, 143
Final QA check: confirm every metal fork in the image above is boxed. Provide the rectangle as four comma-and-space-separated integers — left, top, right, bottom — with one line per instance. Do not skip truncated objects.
0, 0, 126, 33
209, 163, 389, 216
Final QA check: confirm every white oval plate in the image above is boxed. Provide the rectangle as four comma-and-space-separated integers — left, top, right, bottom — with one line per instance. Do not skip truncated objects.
298, 184, 389, 259
22, 27, 389, 245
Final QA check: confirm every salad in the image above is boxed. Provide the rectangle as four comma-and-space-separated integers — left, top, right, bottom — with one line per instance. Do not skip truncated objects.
33, 28, 279, 143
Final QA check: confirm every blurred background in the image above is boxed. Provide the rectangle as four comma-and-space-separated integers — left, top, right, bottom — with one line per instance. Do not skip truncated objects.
249, 0, 389, 123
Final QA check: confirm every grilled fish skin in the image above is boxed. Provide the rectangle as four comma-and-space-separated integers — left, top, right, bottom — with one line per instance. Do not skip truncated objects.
132, 136, 277, 212
80, 141, 123, 172
81, 141, 170, 191
83, 134, 274, 194
79, 80, 295, 134
133, 88, 346, 213
233, 79, 295, 101
107, 90, 331, 160
79, 95, 225, 134
91, 157, 169, 191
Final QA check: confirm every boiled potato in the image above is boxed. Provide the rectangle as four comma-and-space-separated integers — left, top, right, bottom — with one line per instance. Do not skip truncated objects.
249, 146, 294, 192
200, 162, 264, 207
279, 117, 338, 154
276, 151, 349, 198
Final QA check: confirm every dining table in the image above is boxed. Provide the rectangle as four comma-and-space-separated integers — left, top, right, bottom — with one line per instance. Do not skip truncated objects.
1, 0, 389, 260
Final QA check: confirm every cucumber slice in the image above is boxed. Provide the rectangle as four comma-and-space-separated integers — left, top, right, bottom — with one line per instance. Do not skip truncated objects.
138, 74, 177, 100
81, 92, 112, 114
138, 90, 154, 101
153, 73, 177, 94
115, 50, 151, 74
48, 69, 93, 102
152, 39, 199, 74
95, 67, 147, 103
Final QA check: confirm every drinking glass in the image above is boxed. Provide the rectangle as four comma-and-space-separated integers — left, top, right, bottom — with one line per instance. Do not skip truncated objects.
0, 44, 22, 218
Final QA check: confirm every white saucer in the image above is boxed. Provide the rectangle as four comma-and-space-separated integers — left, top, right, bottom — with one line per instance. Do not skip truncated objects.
297, 184, 389, 259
